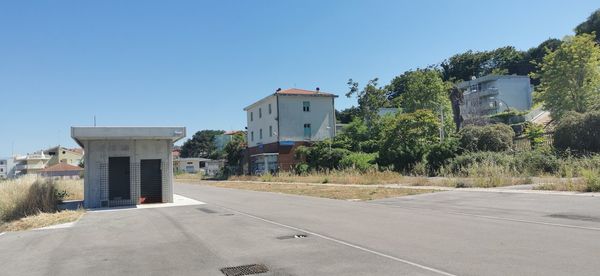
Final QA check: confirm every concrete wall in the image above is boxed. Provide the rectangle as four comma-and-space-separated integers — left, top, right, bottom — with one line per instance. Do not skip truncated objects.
246, 95, 278, 147
83, 139, 173, 208
278, 95, 335, 142
496, 78, 532, 111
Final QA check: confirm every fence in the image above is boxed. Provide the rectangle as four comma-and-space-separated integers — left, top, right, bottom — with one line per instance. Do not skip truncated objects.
513, 132, 554, 151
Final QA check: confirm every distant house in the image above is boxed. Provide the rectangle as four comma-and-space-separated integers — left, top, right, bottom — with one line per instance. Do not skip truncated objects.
14, 152, 51, 175
44, 145, 84, 167
457, 75, 533, 119
244, 88, 337, 174
174, 157, 211, 174
0, 157, 16, 179
39, 163, 84, 180
174, 157, 225, 176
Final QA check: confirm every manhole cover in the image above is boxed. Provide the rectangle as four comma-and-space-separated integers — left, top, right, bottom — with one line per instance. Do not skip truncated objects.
197, 207, 217, 214
220, 264, 268, 276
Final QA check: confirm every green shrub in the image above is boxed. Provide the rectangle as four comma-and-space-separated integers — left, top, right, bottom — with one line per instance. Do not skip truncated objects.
426, 138, 459, 175
513, 150, 560, 175
583, 170, 600, 192
554, 111, 600, 153
459, 124, 515, 152
339, 152, 377, 173
294, 163, 310, 175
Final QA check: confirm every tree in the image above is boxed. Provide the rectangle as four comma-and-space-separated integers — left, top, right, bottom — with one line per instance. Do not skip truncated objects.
390, 69, 451, 110
534, 34, 600, 120
180, 130, 225, 158
223, 133, 246, 175
333, 118, 379, 153
389, 69, 455, 133
295, 141, 351, 171
345, 78, 390, 123
517, 38, 563, 84
553, 111, 600, 153
458, 124, 515, 152
336, 106, 360, 124
449, 85, 463, 131
377, 110, 440, 172
440, 47, 524, 82
575, 9, 600, 43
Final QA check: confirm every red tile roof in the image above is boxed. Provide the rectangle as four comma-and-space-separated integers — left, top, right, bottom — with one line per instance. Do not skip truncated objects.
40, 163, 84, 172
275, 88, 336, 97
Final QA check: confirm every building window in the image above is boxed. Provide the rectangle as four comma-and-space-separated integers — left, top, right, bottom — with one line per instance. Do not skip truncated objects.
259, 108, 262, 118
0, 168, 3, 172
268, 104, 272, 114
303, 123, 311, 139
250, 112, 253, 121
251, 131, 254, 141
259, 129, 263, 139
269, 125, 273, 137
303, 101, 310, 112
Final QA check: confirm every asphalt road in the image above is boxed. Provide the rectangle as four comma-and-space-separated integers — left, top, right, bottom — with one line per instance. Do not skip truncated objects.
1, 183, 600, 276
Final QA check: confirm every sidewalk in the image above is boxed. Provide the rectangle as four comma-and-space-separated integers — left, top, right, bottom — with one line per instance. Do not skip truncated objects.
201, 180, 600, 197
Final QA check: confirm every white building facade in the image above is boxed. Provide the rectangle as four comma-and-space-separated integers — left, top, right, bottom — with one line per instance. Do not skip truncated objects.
72, 126, 185, 208
244, 88, 337, 173
457, 75, 533, 119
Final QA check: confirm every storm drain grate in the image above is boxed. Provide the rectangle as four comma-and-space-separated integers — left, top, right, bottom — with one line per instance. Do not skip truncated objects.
197, 207, 217, 214
220, 213, 235, 216
220, 264, 268, 276
277, 234, 308, 240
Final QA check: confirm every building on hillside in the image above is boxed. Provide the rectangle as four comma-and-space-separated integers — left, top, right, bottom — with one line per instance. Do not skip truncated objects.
244, 88, 337, 174
457, 75, 533, 119
71, 126, 186, 208
44, 145, 84, 167
39, 163, 84, 180
14, 152, 51, 175
214, 130, 245, 152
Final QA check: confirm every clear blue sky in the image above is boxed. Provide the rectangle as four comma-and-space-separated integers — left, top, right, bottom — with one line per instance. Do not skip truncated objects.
0, 0, 598, 156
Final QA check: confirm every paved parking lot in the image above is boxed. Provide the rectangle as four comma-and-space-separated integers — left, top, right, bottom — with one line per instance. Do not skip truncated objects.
1, 183, 600, 275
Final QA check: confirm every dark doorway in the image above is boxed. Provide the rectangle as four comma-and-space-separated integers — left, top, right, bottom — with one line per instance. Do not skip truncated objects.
109, 157, 130, 200
140, 159, 162, 203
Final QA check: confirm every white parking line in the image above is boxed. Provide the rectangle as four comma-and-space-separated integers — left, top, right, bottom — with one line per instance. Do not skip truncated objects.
447, 211, 600, 232
370, 202, 600, 232
215, 204, 457, 276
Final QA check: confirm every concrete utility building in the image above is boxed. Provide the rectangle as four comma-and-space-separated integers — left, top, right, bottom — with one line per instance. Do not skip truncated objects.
71, 127, 186, 208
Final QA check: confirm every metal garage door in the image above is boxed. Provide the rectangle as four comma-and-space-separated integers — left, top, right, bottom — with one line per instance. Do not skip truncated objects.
109, 157, 131, 201
140, 159, 162, 203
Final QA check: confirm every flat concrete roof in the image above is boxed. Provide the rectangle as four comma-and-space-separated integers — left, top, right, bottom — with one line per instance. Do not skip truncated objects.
71, 126, 186, 147
456, 74, 530, 89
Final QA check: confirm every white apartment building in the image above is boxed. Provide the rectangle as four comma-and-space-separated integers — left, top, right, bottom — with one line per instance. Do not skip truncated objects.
244, 88, 337, 173
457, 75, 533, 118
